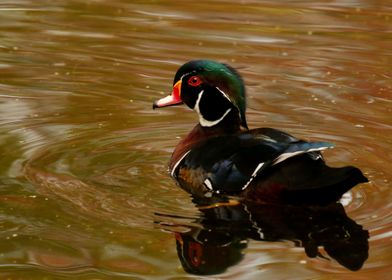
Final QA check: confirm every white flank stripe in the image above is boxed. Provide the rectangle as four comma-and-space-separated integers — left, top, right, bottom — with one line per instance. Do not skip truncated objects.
170, 150, 191, 178
242, 162, 265, 190
272, 146, 330, 165
252, 162, 266, 177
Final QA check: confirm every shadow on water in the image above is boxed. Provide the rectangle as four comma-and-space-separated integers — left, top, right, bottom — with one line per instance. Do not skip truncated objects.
157, 199, 368, 275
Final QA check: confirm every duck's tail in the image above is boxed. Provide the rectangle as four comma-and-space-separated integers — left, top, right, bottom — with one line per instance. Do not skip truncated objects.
279, 157, 368, 204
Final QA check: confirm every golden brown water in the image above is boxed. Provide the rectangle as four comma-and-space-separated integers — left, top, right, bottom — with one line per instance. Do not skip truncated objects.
0, 0, 391, 279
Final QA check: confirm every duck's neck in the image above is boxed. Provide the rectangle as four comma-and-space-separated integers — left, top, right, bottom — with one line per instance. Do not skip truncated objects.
170, 110, 244, 171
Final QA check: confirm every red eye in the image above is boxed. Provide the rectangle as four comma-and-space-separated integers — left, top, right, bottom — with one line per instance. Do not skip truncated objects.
188, 76, 202, 87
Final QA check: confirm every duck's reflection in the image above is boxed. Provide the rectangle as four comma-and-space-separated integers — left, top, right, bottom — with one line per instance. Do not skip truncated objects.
159, 199, 368, 275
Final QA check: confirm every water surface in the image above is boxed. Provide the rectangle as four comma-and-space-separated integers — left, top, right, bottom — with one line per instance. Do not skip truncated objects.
0, 0, 391, 279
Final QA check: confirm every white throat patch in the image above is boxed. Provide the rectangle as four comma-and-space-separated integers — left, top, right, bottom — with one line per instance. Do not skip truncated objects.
194, 90, 232, 127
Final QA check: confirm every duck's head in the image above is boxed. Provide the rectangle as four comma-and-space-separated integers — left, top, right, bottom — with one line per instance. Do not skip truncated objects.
153, 60, 248, 129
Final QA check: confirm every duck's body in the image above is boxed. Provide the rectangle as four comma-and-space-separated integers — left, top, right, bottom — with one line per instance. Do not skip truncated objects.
153, 60, 367, 204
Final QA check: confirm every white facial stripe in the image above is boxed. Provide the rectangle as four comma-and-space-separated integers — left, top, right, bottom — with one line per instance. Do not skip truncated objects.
179, 73, 187, 81
194, 90, 204, 114
216, 86, 244, 125
194, 89, 233, 127
216, 87, 232, 102
180, 71, 197, 83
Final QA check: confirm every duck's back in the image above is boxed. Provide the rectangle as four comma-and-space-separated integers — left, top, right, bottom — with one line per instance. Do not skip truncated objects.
170, 127, 367, 204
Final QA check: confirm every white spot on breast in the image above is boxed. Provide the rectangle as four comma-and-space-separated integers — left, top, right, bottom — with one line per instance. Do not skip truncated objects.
203, 178, 213, 191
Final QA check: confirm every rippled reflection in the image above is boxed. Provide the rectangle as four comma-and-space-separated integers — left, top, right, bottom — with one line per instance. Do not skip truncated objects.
158, 200, 369, 275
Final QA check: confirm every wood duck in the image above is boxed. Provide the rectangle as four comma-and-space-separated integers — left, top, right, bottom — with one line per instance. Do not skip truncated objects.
153, 60, 368, 204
